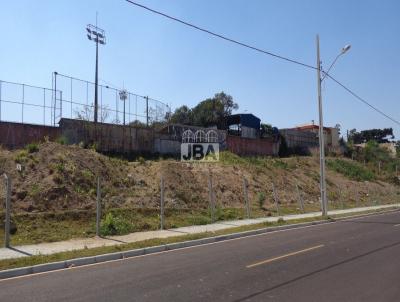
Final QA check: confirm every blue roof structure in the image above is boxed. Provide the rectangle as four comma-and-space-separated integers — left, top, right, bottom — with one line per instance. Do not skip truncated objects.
225, 114, 261, 130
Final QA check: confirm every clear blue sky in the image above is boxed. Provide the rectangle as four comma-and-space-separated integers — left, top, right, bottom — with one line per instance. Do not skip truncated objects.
0, 0, 399, 137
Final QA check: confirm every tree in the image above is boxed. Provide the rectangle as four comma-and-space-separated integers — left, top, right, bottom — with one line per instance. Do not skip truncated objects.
191, 92, 238, 128
129, 120, 147, 127
396, 141, 400, 158
76, 103, 110, 123
348, 128, 394, 144
170, 105, 193, 125
260, 123, 274, 137
169, 92, 238, 128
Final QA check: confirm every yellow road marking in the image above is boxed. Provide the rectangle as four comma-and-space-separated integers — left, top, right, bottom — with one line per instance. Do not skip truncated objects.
246, 244, 325, 268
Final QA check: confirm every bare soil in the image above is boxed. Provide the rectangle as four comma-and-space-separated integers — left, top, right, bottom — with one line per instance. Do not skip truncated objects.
0, 142, 398, 214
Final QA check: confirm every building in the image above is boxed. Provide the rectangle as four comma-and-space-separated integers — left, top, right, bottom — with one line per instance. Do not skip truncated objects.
294, 123, 340, 149
279, 128, 318, 149
224, 114, 261, 139
223, 113, 279, 156
280, 122, 339, 150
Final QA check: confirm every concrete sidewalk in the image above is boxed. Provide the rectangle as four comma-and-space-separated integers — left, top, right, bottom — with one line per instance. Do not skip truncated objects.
0, 204, 399, 261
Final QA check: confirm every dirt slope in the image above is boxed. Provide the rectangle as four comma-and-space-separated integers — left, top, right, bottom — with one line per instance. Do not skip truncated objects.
0, 142, 398, 213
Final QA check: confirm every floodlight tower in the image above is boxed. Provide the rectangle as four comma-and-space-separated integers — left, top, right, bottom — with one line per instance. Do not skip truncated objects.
119, 89, 128, 125
86, 23, 106, 123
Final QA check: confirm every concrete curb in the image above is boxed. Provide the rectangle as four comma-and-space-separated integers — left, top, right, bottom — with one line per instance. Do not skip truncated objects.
0, 207, 398, 280
0, 219, 332, 280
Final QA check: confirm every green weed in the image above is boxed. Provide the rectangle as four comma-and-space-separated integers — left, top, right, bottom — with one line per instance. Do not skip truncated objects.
327, 159, 375, 181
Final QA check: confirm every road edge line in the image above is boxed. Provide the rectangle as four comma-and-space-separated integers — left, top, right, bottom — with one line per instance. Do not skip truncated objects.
0, 207, 399, 280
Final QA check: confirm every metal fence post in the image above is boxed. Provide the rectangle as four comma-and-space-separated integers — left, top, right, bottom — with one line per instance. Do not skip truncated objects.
296, 183, 304, 213
272, 182, 280, 216
340, 189, 344, 209
96, 176, 101, 237
355, 187, 359, 208
4, 174, 11, 248
208, 171, 215, 223
366, 185, 371, 206
160, 175, 165, 230
243, 177, 250, 219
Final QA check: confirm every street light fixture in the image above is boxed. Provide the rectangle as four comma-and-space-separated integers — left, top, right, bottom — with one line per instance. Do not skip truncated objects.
86, 23, 106, 123
316, 35, 351, 216
321, 44, 351, 81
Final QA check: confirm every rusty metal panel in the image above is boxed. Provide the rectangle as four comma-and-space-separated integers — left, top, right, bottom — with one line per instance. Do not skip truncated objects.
226, 135, 279, 156
0, 121, 60, 149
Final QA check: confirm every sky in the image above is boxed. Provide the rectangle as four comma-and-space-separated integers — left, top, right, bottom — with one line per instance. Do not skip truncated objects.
0, 0, 399, 138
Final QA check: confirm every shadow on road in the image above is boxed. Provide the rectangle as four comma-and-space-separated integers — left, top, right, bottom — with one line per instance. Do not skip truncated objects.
233, 240, 400, 302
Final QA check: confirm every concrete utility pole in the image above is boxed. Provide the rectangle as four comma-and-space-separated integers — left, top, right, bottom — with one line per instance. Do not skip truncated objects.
86, 15, 106, 124
316, 35, 328, 217
316, 35, 351, 217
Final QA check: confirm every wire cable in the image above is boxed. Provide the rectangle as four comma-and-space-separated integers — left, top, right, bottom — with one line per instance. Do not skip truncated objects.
124, 0, 400, 127
327, 74, 400, 126
124, 0, 316, 70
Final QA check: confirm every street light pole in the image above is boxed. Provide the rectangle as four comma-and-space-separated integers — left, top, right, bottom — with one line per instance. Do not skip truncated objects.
316, 34, 328, 216
316, 35, 351, 217
86, 23, 106, 123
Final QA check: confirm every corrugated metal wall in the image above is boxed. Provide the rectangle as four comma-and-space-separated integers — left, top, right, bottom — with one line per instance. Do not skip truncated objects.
226, 135, 279, 156
60, 119, 154, 154
0, 121, 60, 149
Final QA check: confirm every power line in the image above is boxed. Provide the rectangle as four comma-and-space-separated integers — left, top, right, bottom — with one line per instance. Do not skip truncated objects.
327, 74, 400, 126
124, 0, 400, 127
124, 0, 316, 70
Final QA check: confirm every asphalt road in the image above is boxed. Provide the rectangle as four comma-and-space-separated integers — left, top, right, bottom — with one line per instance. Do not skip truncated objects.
1, 211, 400, 302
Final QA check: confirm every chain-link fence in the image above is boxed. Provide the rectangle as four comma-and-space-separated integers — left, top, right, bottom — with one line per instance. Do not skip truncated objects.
0, 80, 61, 126
53, 72, 170, 126
1, 158, 400, 248
0, 74, 171, 127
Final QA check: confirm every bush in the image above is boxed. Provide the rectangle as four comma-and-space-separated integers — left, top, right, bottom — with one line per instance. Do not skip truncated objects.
257, 192, 266, 208
56, 136, 68, 145
327, 159, 374, 181
26, 143, 39, 153
100, 213, 131, 236
14, 150, 28, 163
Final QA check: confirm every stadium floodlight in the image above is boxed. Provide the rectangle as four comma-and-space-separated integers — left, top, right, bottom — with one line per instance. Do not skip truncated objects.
86, 23, 106, 123
119, 89, 128, 125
